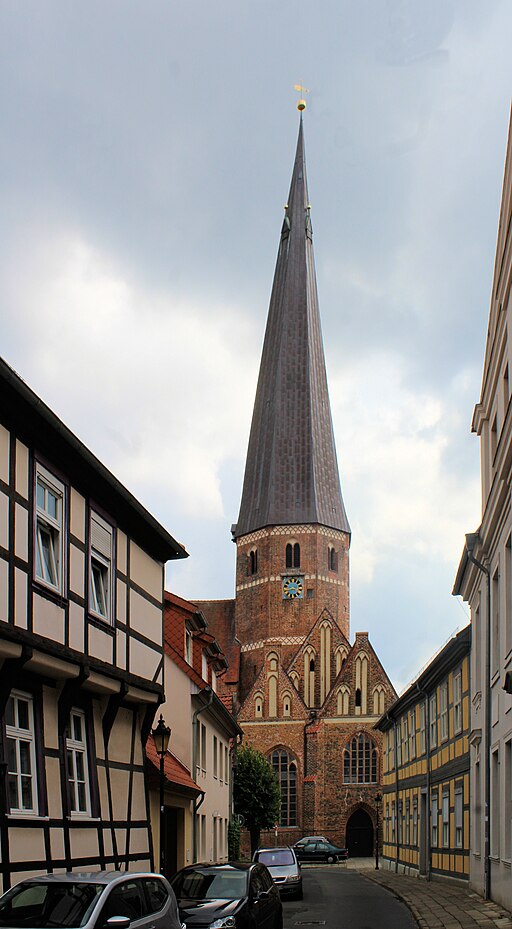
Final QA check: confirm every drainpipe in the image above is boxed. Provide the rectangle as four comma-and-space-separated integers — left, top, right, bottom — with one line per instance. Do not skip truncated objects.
465, 533, 491, 902
192, 687, 213, 863
416, 682, 431, 882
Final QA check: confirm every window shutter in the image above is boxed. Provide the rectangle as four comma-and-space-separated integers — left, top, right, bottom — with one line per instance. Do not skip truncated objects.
91, 515, 112, 558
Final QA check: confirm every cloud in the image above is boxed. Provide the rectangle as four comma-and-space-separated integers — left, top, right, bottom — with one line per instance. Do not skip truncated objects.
2, 229, 258, 524
330, 350, 481, 587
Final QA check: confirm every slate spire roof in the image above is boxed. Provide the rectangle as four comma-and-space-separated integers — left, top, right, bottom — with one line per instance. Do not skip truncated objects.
234, 116, 350, 539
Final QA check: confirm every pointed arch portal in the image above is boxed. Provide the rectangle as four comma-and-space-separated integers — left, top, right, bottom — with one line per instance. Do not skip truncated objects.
346, 808, 374, 857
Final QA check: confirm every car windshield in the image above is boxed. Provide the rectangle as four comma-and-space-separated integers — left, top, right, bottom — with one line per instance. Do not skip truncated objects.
0, 882, 103, 928
172, 869, 247, 900
256, 851, 294, 867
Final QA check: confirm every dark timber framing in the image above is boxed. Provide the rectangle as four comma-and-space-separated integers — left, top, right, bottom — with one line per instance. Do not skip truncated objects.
0, 357, 188, 890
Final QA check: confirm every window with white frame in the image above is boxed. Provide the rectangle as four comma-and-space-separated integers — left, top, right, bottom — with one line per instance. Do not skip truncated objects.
219, 740, 224, 782
35, 464, 65, 593
429, 693, 437, 749
200, 723, 207, 775
66, 709, 90, 814
440, 683, 448, 742
202, 651, 208, 680
211, 668, 217, 693
225, 746, 229, 787
6, 691, 38, 814
402, 715, 409, 763
412, 795, 418, 846
420, 701, 426, 754
89, 512, 113, 622
442, 788, 450, 847
455, 784, 463, 849
431, 791, 438, 846
405, 798, 410, 845
409, 710, 416, 759
213, 735, 218, 778
453, 672, 462, 734
391, 801, 396, 842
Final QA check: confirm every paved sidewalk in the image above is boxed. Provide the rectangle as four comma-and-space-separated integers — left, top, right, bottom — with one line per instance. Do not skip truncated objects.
349, 860, 512, 929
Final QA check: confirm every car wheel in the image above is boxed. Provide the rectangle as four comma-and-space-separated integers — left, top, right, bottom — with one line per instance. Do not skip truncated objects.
326, 854, 335, 863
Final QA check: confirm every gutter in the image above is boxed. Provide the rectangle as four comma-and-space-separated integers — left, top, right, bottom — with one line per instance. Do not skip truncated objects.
192, 687, 214, 862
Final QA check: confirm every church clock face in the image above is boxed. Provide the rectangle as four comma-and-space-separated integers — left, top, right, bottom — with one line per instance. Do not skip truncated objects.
282, 577, 304, 600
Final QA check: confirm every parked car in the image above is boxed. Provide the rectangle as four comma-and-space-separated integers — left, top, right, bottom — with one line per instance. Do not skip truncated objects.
0, 871, 183, 929
294, 835, 330, 846
171, 862, 283, 929
252, 846, 302, 900
293, 840, 349, 864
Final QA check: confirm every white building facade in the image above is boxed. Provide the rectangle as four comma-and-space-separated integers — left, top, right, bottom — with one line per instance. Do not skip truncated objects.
454, 111, 512, 910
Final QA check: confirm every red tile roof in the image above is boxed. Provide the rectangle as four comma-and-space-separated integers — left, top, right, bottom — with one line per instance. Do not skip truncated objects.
146, 736, 201, 795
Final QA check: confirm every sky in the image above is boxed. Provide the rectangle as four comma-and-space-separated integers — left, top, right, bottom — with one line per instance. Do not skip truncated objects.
1, 1, 511, 694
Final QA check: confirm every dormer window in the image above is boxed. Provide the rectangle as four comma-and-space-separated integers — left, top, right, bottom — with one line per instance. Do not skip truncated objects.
202, 651, 208, 680
211, 668, 217, 693
185, 625, 193, 664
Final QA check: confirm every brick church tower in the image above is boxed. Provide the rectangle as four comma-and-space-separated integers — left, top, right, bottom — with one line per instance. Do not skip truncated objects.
196, 113, 396, 853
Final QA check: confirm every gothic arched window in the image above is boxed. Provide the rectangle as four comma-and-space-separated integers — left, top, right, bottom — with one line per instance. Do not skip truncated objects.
286, 544, 293, 568
270, 749, 297, 826
343, 733, 378, 784
293, 543, 300, 567
249, 549, 258, 575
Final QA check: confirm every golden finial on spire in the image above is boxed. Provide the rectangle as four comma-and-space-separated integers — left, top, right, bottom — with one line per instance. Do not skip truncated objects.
294, 83, 309, 112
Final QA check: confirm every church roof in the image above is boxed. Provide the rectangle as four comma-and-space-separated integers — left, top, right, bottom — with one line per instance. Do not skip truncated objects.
234, 117, 350, 539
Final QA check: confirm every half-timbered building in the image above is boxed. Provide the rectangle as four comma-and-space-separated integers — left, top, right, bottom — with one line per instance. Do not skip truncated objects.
376, 626, 470, 883
0, 356, 187, 891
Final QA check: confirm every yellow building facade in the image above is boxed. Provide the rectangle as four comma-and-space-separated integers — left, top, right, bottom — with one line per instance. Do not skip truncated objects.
376, 626, 470, 883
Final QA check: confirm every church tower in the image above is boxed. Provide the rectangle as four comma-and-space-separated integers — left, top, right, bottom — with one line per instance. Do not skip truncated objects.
195, 111, 396, 852
232, 116, 351, 700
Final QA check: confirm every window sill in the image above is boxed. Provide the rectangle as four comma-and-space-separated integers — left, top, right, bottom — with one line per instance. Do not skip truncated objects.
33, 580, 67, 606
67, 814, 100, 822
88, 614, 115, 636
7, 813, 49, 821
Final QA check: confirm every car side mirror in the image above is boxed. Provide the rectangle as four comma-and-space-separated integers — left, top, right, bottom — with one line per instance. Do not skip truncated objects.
106, 917, 131, 929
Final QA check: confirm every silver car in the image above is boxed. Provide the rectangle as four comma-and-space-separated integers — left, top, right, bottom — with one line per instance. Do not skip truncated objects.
252, 846, 303, 900
0, 871, 183, 929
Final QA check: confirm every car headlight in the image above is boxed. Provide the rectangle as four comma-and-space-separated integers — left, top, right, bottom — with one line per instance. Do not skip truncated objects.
209, 918, 236, 928
285, 875, 300, 882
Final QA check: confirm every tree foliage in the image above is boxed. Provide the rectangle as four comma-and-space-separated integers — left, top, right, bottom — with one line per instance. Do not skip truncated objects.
233, 744, 281, 855
228, 818, 241, 860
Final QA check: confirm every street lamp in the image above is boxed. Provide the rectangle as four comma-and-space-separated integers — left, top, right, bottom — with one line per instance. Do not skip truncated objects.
152, 714, 171, 875
375, 793, 382, 870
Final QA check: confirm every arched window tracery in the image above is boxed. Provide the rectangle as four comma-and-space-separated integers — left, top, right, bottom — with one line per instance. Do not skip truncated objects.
335, 647, 348, 674
255, 693, 263, 717
269, 749, 297, 826
285, 541, 301, 568
337, 686, 350, 715
343, 733, 378, 784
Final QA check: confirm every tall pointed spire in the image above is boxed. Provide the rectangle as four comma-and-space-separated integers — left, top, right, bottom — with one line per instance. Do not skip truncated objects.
234, 117, 350, 539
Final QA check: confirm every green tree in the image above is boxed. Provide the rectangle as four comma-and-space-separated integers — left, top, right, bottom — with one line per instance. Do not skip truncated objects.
233, 744, 281, 856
